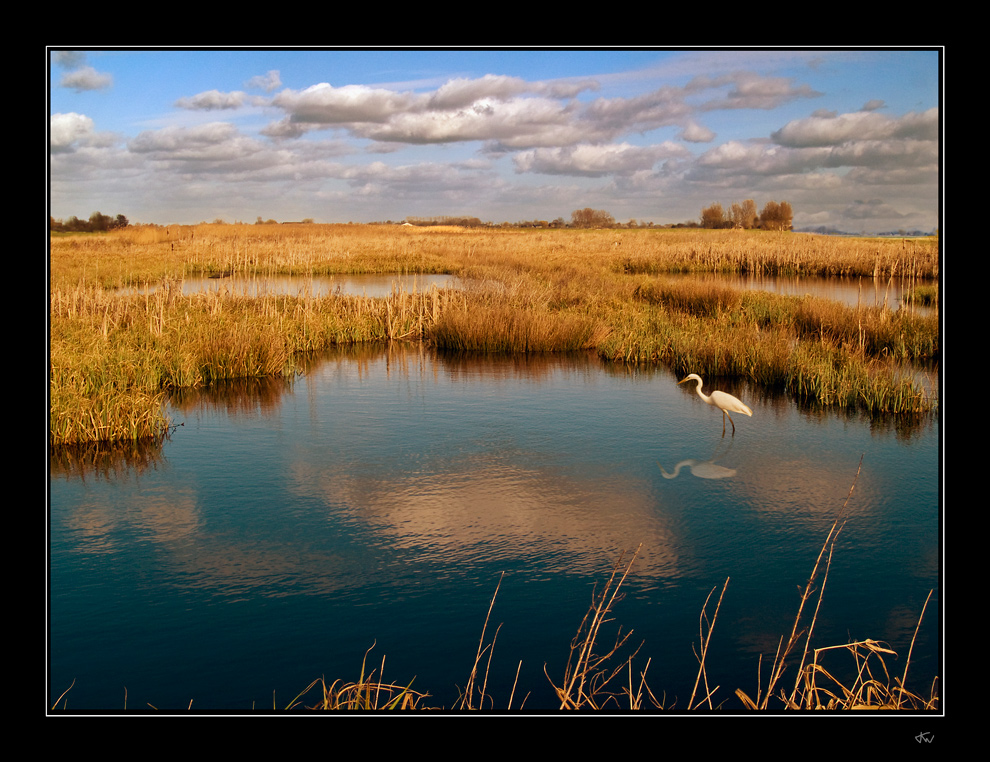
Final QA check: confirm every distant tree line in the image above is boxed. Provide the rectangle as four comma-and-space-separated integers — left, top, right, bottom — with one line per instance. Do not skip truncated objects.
51, 212, 129, 233
122, 201, 788, 232
699, 199, 792, 231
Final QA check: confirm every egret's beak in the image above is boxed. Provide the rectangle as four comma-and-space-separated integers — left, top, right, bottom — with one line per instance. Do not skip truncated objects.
677, 378, 687, 385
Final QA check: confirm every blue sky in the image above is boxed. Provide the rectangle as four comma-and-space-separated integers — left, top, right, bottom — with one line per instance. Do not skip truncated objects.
49, 48, 941, 232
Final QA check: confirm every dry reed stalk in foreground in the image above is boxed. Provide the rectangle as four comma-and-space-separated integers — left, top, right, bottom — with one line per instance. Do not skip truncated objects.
285, 643, 429, 710
456, 572, 528, 710
735, 458, 861, 709
688, 578, 730, 710
546, 544, 659, 710
735, 457, 939, 711
792, 587, 937, 710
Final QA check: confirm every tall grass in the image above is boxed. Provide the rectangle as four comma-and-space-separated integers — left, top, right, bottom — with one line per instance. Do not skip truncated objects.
49, 267, 463, 445
49, 225, 939, 445
429, 275, 610, 353
600, 284, 936, 415
612, 228, 938, 279
51, 224, 938, 291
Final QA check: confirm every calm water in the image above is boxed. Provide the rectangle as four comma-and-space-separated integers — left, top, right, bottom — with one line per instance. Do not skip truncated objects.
49, 345, 940, 712
121, 272, 458, 298
667, 272, 934, 312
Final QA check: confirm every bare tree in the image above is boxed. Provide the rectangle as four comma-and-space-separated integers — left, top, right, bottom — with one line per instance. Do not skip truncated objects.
730, 199, 758, 229
700, 203, 727, 229
759, 200, 793, 231
571, 208, 616, 228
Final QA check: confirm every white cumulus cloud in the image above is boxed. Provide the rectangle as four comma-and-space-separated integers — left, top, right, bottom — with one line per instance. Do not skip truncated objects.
175, 90, 247, 110
58, 65, 113, 92
50, 112, 95, 153
514, 142, 688, 177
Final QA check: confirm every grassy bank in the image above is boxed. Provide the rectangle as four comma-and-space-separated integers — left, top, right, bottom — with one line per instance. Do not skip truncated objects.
49, 224, 939, 446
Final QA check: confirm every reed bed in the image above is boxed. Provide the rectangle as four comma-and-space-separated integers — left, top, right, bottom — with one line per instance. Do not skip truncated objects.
49, 224, 939, 445
600, 284, 936, 415
429, 273, 611, 353
51, 224, 938, 291
49, 277, 459, 445
904, 283, 939, 307
612, 228, 938, 280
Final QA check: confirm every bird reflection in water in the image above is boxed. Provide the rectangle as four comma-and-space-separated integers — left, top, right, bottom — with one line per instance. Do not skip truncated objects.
658, 458, 737, 480
659, 438, 738, 480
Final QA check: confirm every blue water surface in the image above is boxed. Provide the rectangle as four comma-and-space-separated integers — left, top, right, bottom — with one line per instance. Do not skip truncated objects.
49, 345, 940, 712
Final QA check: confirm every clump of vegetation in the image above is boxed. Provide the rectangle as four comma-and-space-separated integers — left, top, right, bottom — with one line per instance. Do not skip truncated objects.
285, 647, 431, 710
904, 283, 938, 307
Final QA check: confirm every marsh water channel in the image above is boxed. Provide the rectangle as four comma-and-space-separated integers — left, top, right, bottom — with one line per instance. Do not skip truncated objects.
119, 270, 935, 315
49, 333, 940, 711
120, 272, 459, 299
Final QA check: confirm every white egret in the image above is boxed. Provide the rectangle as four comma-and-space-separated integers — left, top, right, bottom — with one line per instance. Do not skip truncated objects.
678, 373, 752, 435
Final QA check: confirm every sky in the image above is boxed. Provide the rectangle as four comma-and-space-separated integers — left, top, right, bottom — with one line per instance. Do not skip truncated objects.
48, 48, 941, 232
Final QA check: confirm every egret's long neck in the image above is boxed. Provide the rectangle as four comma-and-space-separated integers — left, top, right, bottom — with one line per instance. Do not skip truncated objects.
693, 380, 709, 404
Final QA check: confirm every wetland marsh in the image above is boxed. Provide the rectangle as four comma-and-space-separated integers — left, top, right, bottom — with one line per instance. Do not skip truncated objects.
48, 224, 940, 711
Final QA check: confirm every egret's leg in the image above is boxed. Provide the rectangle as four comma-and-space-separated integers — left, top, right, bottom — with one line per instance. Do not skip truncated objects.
726, 411, 736, 434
